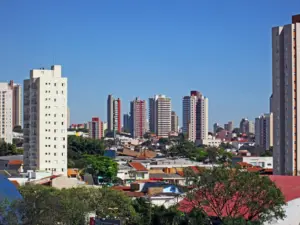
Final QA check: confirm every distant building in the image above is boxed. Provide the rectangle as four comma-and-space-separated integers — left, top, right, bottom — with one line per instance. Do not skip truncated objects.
88, 117, 102, 139
224, 121, 233, 132
23, 65, 68, 176
130, 98, 147, 138
123, 113, 131, 133
182, 91, 208, 143
255, 113, 273, 150
239, 118, 254, 135
102, 122, 107, 137
0, 83, 13, 143
213, 123, 220, 134
149, 95, 172, 137
107, 95, 121, 133
171, 111, 178, 132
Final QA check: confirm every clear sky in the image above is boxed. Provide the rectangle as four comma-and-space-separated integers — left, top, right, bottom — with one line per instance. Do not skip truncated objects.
1, 0, 300, 130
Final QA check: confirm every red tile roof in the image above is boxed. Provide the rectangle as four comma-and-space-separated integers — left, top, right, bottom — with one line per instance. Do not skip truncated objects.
190, 166, 200, 174
129, 162, 148, 171
247, 167, 263, 172
8, 160, 23, 165
125, 192, 145, 197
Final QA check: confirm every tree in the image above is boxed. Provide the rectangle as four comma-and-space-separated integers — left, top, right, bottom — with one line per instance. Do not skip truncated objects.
84, 155, 118, 180
0, 141, 19, 156
183, 165, 286, 224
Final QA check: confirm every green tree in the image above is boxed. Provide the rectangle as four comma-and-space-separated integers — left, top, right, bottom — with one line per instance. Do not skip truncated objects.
84, 155, 118, 180
0, 141, 19, 156
186, 165, 286, 224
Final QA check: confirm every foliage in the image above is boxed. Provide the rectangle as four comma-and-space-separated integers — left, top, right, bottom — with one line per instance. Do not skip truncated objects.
0, 141, 20, 156
186, 165, 286, 224
12, 138, 24, 148
13, 125, 23, 133
0, 185, 140, 225
158, 138, 170, 145
68, 135, 105, 168
84, 155, 118, 180
260, 150, 273, 157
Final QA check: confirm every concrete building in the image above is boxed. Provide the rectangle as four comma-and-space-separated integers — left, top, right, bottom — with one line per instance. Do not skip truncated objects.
255, 113, 273, 150
23, 65, 68, 176
271, 15, 300, 175
130, 98, 147, 138
224, 121, 233, 132
0, 83, 13, 143
182, 91, 208, 143
171, 111, 178, 132
88, 117, 102, 139
102, 122, 107, 137
107, 95, 121, 133
149, 95, 171, 137
239, 118, 254, 135
9, 81, 22, 128
123, 113, 131, 133
213, 123, 220, 134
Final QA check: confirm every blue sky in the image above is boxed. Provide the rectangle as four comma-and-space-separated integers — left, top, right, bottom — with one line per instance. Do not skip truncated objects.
0, 0, 299, 130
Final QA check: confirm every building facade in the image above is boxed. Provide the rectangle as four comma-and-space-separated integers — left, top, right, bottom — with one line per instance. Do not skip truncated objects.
239, 118, 254, 135
23, 65, 68, 176
9, 81, 22, 128
130, 98, 147, 138
171, 111, 178, 132
182, 91, 208, 143
88, 117, 102, 139
224, 121, 233, 132
255, 113, 273, 150
123, 113, 131, 133
272, 15, 300, 175
0, 83, 13, 143
107, 95, 121, 133
149, 95, 171, 137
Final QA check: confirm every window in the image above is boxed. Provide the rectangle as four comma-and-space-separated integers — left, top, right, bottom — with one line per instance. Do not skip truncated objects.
54, 83, 56, 86
54, 137, 57, 140
62, 114, 64, 117
54, 122, 57, 125
54, 98, 56, 102
54, 145, 56, 148
54, 153, 56, 156
61, 122, 64, 125
62, 153, 64, 156
62, 168, 64, 172
63, 145, 65, 148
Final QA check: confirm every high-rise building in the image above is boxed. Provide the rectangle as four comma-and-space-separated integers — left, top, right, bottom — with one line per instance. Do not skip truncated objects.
102, 122, 107, 137
224, 121, 233, 132
9, 81, 22, 128
272, 15, 300, 175
0, 83, 13, 143
130, 98, 147, 138
89, 117, 102, 139
107, 95, 121, 133
239, 118, 254, 135
171, 111, 178, 132
255, 113, 273, 150
123, 113, 131, 133
148, 95, 171, 137
182, 91, 208, 143
23, 65, 68, 176
213, 123, 220, 134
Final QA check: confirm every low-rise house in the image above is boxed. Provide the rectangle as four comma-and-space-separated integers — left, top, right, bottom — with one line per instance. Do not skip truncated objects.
129, 162, 149, 180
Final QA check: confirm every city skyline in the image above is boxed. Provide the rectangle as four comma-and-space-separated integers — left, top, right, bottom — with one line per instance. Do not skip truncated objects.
1, 1, 299, 127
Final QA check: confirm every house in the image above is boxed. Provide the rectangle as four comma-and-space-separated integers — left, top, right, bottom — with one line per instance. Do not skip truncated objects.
0, 155, 23, 172
129, 162, 149, 180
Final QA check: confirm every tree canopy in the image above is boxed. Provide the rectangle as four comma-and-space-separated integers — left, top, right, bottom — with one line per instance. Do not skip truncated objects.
183, 165, 286, 224
0, 141, 21, 156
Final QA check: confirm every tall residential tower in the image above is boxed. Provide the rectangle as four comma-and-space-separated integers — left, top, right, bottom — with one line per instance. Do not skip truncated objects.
130, 98, 147, 138
272, 15, 300, 175
107, 95, 121, 133
23, 65, 68, 175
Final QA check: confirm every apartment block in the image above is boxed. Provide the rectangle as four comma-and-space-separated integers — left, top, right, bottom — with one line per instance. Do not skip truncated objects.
182, 91, 208, 143
272, 15, 300, 175
255, 113, 273, 150
171, 111, 178, 132
88, 117, 102, 139
0, 83, 13, 143
23, 65, 68, 176
107, 95, 121, 133
130, 98, 147, 138
224, 121, 233, 132
149, 95, 171, 137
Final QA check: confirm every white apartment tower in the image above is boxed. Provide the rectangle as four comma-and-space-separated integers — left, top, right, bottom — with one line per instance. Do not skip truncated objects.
272, 15, 300, 175
182, 91, 208, 143
255, 113, 273, 150
0, 83, 13, 143
149, 95, 171, 137
23, 65, 68, 176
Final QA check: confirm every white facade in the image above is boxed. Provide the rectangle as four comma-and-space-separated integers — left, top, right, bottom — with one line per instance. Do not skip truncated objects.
0, 83, 13, 143
242, 157, 273, 169
23, 65, 68, 176
199, 137, 222, 147
272, 17, 300, 175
